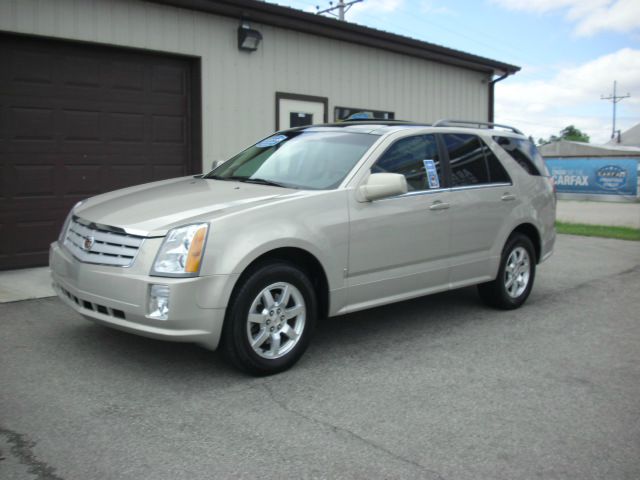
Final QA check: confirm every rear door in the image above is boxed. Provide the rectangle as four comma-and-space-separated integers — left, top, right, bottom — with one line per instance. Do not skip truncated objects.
441, 133, 516, 285
346, 133, 452, 310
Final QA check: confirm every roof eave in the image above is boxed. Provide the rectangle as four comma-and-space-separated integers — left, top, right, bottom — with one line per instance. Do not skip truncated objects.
149, 0, 520, 75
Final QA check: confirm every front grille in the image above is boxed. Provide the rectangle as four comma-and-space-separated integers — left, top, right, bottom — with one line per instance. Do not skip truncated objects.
63, 217, 144, 267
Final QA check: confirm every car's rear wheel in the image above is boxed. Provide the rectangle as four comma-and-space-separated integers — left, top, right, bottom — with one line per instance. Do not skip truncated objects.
478, 233, 536, 310
222, 262, 317, 375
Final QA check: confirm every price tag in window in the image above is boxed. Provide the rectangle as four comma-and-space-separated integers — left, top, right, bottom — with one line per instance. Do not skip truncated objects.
423, 159, 440, 189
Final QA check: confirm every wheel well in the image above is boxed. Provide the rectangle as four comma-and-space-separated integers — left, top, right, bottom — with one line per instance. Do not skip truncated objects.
511, 223, 541, 263
235, 247, 330, 319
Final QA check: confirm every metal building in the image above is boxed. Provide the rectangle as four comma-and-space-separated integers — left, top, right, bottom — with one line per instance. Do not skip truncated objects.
0, 0, 519, 270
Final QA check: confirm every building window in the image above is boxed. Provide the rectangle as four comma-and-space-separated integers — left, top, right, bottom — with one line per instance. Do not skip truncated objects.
334, 106, 395, 121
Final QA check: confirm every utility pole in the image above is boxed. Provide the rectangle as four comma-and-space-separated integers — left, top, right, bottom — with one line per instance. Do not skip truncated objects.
601, 80, 630, 140
316, 0, 363, 21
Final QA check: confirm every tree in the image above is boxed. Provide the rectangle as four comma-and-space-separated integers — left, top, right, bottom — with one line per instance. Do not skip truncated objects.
538, 125, 590, 145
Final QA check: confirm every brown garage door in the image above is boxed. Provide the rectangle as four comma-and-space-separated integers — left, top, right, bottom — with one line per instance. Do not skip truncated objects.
0, 34, 198, 270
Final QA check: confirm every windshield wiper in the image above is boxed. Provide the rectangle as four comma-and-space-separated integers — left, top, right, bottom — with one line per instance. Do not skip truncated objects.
205, 175, 289, 188
242, 178, 289, 188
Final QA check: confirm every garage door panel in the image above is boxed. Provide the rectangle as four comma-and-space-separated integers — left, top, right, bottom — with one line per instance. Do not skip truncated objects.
0, 34, 195, 269
13, 220, 58, 254
64, 165, 104, 195
61, 56, 103, 88
151, 65, 185, 95
10, 106, 56, 141
9, 50, 55, 86
152, 115, 185, 144
110, 62, 145, 91
107, 112, 146, 143
11, 164, 57, 198
62, 109, 103, 142
153, 165, 188, 181
106, 165, 150, 192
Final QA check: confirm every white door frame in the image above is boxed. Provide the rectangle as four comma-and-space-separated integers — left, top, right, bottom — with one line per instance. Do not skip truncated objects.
275, 92, 328, 130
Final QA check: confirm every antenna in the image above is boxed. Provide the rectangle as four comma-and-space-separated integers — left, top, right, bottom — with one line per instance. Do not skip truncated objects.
601, 80, 630, 141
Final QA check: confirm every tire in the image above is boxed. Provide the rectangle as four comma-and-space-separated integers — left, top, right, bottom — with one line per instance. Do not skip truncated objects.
477, 233, 536, 310
222, 262, 317, 376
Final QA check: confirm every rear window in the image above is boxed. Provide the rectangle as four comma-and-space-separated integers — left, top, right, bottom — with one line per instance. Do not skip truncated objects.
494, 136, 548, 176
443, 133, 510, 187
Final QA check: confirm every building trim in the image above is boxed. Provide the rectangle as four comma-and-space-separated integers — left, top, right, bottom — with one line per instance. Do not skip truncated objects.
149, 0, 520, 75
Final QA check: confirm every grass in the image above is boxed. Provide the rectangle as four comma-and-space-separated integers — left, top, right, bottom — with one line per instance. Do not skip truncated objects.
556, 221, 640, 241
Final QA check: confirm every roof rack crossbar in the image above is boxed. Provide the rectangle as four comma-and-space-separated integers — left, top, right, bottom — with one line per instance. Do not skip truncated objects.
433, 119, 523, 135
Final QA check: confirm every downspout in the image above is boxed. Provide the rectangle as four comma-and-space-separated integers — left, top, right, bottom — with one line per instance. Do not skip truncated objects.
488, 72, 509, 123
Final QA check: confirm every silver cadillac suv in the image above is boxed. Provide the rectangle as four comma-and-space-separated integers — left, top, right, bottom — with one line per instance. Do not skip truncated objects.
50, 120, 556, 375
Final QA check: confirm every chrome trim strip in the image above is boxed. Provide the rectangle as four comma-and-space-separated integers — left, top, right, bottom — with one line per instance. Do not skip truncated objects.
377, 182, 512, 201
448, 182, 512, 192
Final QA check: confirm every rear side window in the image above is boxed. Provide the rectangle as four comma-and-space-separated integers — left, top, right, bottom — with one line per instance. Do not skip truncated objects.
494, 136, 548, 176
444, 134, 510, 187
372, 134, 442, 191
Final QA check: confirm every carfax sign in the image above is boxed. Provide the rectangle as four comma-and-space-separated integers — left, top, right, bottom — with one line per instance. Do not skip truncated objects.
544, 158, 638, 196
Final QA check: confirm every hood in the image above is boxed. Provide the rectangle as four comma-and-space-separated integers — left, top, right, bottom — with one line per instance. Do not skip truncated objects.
75, 176, 297, 236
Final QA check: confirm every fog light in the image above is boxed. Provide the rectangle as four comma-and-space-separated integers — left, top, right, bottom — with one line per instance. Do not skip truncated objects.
148, 284, 170, 320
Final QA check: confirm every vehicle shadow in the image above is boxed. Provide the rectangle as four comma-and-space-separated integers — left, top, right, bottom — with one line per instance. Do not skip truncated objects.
63, 285, 491, 382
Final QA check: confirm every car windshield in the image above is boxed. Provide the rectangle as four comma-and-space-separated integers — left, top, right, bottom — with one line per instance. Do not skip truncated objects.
204, 131, 378, 190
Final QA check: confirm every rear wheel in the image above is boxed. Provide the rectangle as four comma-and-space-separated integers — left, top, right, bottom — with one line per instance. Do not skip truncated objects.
222, 262, 317, 375
478, 233, 536, 310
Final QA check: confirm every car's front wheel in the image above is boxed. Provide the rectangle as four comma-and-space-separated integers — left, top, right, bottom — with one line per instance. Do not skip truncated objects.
222, 262, 317, 375
478, 233, 536, 310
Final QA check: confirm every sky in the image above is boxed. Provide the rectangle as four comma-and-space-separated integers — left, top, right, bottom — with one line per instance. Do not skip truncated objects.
265, 0, 639, 144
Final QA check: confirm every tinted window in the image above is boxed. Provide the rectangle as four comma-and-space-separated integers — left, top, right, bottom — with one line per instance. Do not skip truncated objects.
494, 136, 548, 176
444, 134, 489, 187
480, 142, 511, 183
372, 135, 442, 191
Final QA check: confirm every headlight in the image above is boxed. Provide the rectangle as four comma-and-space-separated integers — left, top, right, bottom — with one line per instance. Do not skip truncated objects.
59, 200, 85, 242
151, 223, 209, 277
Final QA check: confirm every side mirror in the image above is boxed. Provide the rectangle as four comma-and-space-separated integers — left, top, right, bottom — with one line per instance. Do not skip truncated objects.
211, 160, 225, 171
357, 173, 408, 202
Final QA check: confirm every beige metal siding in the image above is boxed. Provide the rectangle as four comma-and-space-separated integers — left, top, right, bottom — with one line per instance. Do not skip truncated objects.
0, 0, 490, 169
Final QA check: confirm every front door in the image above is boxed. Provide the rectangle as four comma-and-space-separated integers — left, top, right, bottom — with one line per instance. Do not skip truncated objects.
346, 134, 451, 311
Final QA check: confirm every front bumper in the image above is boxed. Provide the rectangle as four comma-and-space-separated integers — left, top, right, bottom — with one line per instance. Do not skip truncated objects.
49, 241, 238, 350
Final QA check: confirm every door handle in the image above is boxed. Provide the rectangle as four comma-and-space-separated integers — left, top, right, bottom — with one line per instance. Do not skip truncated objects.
429, 201, 450, 211
501, 193, 516, 201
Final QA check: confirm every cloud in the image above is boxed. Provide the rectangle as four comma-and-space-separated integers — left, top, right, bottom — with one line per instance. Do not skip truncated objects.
491, 0, 640, 37
495, 48, 640, 143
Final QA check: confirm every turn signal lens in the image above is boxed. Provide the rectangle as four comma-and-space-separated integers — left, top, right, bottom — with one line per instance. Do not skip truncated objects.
185, 226, 207, 273
151, 223, 209, 277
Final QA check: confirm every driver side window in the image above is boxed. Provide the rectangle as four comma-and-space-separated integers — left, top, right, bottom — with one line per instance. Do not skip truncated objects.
371, 134, 442, 191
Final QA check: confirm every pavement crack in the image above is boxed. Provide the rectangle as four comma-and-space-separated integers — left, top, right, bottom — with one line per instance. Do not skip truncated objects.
0, 427, 64, 480
261, 384, 446, 480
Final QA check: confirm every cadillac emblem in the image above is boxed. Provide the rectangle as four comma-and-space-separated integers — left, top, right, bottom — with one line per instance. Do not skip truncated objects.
82, 236, 95, 252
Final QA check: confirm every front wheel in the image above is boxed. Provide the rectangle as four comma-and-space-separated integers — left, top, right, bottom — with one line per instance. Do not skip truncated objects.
478, 234, 536, 310
222, 262, 317, 376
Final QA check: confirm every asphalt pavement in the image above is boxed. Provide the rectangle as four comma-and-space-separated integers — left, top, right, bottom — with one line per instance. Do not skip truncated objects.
1, 234, 639, 480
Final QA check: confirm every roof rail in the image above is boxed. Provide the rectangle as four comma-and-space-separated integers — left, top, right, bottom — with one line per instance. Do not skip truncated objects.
433, 119, 523, 135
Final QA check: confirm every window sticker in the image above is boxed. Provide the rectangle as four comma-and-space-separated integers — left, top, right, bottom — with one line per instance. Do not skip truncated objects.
256, 134, 287, 148
423, 159, 440, 189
